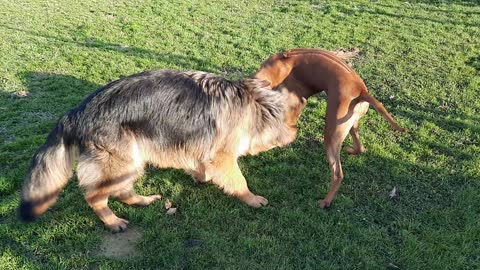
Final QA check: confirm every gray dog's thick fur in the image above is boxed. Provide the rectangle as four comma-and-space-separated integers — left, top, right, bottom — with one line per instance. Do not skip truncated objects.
19, 70, 299, 231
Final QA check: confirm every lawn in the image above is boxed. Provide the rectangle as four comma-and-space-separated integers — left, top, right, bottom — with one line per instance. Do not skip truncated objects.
0, 0, 479, 269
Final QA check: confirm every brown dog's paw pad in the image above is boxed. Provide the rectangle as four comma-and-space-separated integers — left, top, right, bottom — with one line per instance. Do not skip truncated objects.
345, 146, 365, 155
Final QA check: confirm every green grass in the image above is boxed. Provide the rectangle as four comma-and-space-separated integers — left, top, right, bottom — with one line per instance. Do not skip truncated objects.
1, 0, 479, 269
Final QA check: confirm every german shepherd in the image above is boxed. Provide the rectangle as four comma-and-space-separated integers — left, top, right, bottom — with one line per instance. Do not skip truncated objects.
19, 70, 303, 231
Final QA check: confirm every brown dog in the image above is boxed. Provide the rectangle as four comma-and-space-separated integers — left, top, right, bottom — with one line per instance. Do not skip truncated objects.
254, 48, 406, 208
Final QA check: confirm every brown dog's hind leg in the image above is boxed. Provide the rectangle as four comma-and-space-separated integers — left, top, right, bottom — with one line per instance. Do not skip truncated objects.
207, 152, 268, 208
345, 101, 369, 155
320, 140, 346, 209
320, 96, 355, 209
345, 119, 365, 155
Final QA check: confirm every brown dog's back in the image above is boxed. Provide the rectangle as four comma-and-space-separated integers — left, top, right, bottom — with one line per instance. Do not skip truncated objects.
255, 48, 406, 132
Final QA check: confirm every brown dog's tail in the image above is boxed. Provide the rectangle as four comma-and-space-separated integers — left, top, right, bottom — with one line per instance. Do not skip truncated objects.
359, 93, 407, 132
19, 123, 78, 222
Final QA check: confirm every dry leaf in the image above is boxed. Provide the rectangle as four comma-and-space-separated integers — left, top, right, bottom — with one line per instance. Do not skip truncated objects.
11, 90, 30, 98
387, 262, 401, 270
388, 186, 399, 199
166, 208, 177, 215
164, 199, 172, 210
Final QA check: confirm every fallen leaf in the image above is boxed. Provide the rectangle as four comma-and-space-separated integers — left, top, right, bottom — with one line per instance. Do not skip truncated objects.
165, 199, 172, 210
184, 239, 203, 248
387, 262, 401, 269
388, 186, 399, 199
166, 208, 177, 215
11, 90, 30, 98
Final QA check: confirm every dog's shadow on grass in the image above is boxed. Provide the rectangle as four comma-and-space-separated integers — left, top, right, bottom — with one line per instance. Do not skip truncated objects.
336, 3, 480, 28
3, 72, 479, 268
393, 98, 480, 134
406, 0, 480, 7
466, 54, 480, 73
1, 72, 208, 267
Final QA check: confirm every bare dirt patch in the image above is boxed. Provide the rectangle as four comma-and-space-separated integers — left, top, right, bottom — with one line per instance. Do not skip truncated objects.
98, 227, 143, 259
331, 48, 361, 65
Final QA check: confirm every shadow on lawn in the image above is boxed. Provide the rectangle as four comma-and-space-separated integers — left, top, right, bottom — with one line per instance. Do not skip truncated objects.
466, 54, 480, 73
337, 4, 480, 27
376, 2, 480, 15
2, 72, 479, 268
393, 99, 480, 134
5, 71, 478, 209
406, 0, 480, 7
0, 24, 225, 73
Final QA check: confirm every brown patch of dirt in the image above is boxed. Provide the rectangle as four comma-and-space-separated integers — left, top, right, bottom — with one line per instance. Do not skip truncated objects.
331, 48, 361, 66
98, 227, 143, 259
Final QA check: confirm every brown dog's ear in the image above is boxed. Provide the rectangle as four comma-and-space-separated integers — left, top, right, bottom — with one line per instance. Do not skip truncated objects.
295, 97, 307, 114
302, 97, 307, 109
282, 50, 292, 58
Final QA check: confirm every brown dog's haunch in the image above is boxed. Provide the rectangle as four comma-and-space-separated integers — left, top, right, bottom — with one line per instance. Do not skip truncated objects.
254, 48, 406, 208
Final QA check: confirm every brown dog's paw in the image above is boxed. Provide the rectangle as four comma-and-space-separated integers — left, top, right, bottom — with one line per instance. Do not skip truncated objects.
345, 146, 365, 155
318, 199, 331, 209
106, 217, 129, 233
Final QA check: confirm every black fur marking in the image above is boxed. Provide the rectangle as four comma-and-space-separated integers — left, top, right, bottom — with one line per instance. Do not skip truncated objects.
56, 70, 283, 152
18, 201, 37, 222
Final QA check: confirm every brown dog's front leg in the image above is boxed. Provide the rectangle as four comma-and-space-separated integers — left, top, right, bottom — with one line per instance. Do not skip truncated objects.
207, 152, 268, 208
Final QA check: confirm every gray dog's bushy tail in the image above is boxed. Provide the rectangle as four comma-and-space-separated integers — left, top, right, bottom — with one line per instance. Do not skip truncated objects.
19, 122, 78, 222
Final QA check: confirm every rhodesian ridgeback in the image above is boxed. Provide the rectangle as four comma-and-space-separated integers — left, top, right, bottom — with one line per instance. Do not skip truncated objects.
254, 48, 406, 208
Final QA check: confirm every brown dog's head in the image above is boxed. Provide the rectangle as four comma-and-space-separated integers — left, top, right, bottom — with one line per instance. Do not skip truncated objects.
253, 53, 295, 88
242, 80, 304, 156
276, 84, 307, 128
